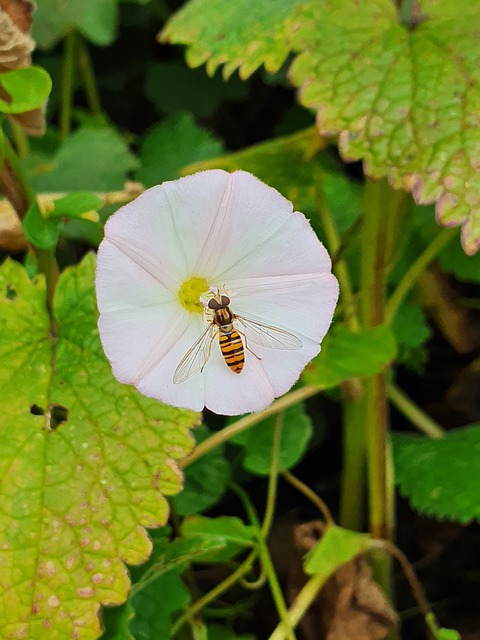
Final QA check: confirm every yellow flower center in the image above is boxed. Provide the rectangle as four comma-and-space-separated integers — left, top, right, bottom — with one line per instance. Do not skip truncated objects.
178, 277, 209, 313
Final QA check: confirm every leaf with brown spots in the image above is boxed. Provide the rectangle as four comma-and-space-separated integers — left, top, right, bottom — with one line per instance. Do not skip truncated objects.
0, 254, 197, 639
288, 0, 480, 254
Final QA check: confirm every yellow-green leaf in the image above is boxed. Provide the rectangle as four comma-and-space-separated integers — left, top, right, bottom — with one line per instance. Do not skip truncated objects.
288, 0, 480, 254
0, 255, 197, 639
160, 0, 306, 79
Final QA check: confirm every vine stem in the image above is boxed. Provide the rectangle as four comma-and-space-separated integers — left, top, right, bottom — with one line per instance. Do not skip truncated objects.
76, 38, 102, 116
258, 414, 297, 640
387, 384, 445, 439
385, 228, 456, 322
170, 550, 258, 637
60, 31, 76, 140
282, 471, 334, 526
181, 385, 321, 468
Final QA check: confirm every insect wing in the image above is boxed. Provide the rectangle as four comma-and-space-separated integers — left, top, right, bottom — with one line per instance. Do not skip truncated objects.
173, 324, 217, 384
236, 316, 302, 350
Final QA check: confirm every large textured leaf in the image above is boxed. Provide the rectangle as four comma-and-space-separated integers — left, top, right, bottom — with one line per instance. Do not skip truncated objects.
160, 0, 305, 79
393, 425, 480, 523
32, 0, 118, 48
288, 0, 480, 254
0, 255, 196, 639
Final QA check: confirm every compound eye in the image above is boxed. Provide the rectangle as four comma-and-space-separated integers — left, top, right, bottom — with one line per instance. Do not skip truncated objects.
208, 298, 221, 310
220, 295, 230, 307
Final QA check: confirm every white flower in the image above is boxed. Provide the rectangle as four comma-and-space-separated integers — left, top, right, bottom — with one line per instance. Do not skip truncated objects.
96, 170, 338, 415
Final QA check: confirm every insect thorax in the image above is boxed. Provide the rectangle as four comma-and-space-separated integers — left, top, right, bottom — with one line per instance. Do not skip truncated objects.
214, 307, 234, 327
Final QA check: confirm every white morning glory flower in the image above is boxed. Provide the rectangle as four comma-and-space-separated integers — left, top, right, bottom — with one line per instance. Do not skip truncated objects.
96, 170, 338, 415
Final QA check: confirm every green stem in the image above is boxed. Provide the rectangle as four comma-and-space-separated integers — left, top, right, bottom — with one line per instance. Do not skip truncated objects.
3, 137, 36, 207
181, 385, 321, 468
282, 471, 334, 525
339, 398, 366, 530
9, 118, 29, 158
76, 38, 102, 116
387, 384, 444, 439
261, 413, 283, 538
60, 31, 76, 140
256, 414, 297, 640
385, 228, 456, 323
258, 540, 296, 640
268, 573, 326, 640
359, 179, 397, 544
170, 550, 258, 637
4, 138, 58, 316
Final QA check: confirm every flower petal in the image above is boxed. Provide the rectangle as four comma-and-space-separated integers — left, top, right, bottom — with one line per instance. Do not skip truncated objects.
161, 170, 294, 278
103, 187, 191, 289
224, 213, 339, 341
135, 314, 206, 412
96, 239, 185, 385
203, 343, 275, 415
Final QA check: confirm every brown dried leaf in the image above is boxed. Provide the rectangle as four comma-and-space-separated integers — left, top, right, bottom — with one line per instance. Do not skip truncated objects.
0, 198, 27, 251
0, 3, 33, 70
289, 521, 398, 640
0, 0, 33, 33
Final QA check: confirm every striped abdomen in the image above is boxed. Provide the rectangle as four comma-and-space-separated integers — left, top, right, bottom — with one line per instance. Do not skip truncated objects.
219, 329, 244, 374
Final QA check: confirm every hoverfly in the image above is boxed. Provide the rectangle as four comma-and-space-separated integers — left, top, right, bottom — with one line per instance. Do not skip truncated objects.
173, 288, 302, 384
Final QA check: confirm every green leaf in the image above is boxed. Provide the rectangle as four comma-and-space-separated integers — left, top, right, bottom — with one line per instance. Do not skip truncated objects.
101, 602, 135, 640
0, 255, 196, 638
230, 402, 315, 476
137, 113, 224, 188
391, 304, 432, 371
145, 63, 249, 117
161, 537, 228, 575
32, 0, 118, 48
426, 613, 461, 640
23, 202, 61, 250
172, 425, 230, 516
184, 127, 328, 215
50, 192, 104, 220
207, 625, 255, 640
303, 325, 397, 388
161, 0, 306, 79
304, 525, 372, 576
28, 127, 139, 192
181, 516, 256, 562
0, 67, 52, 113
438, 236, 480, 283
288, 0, 480, 254
393, 425, 480, 523
130, 570, 190, 640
